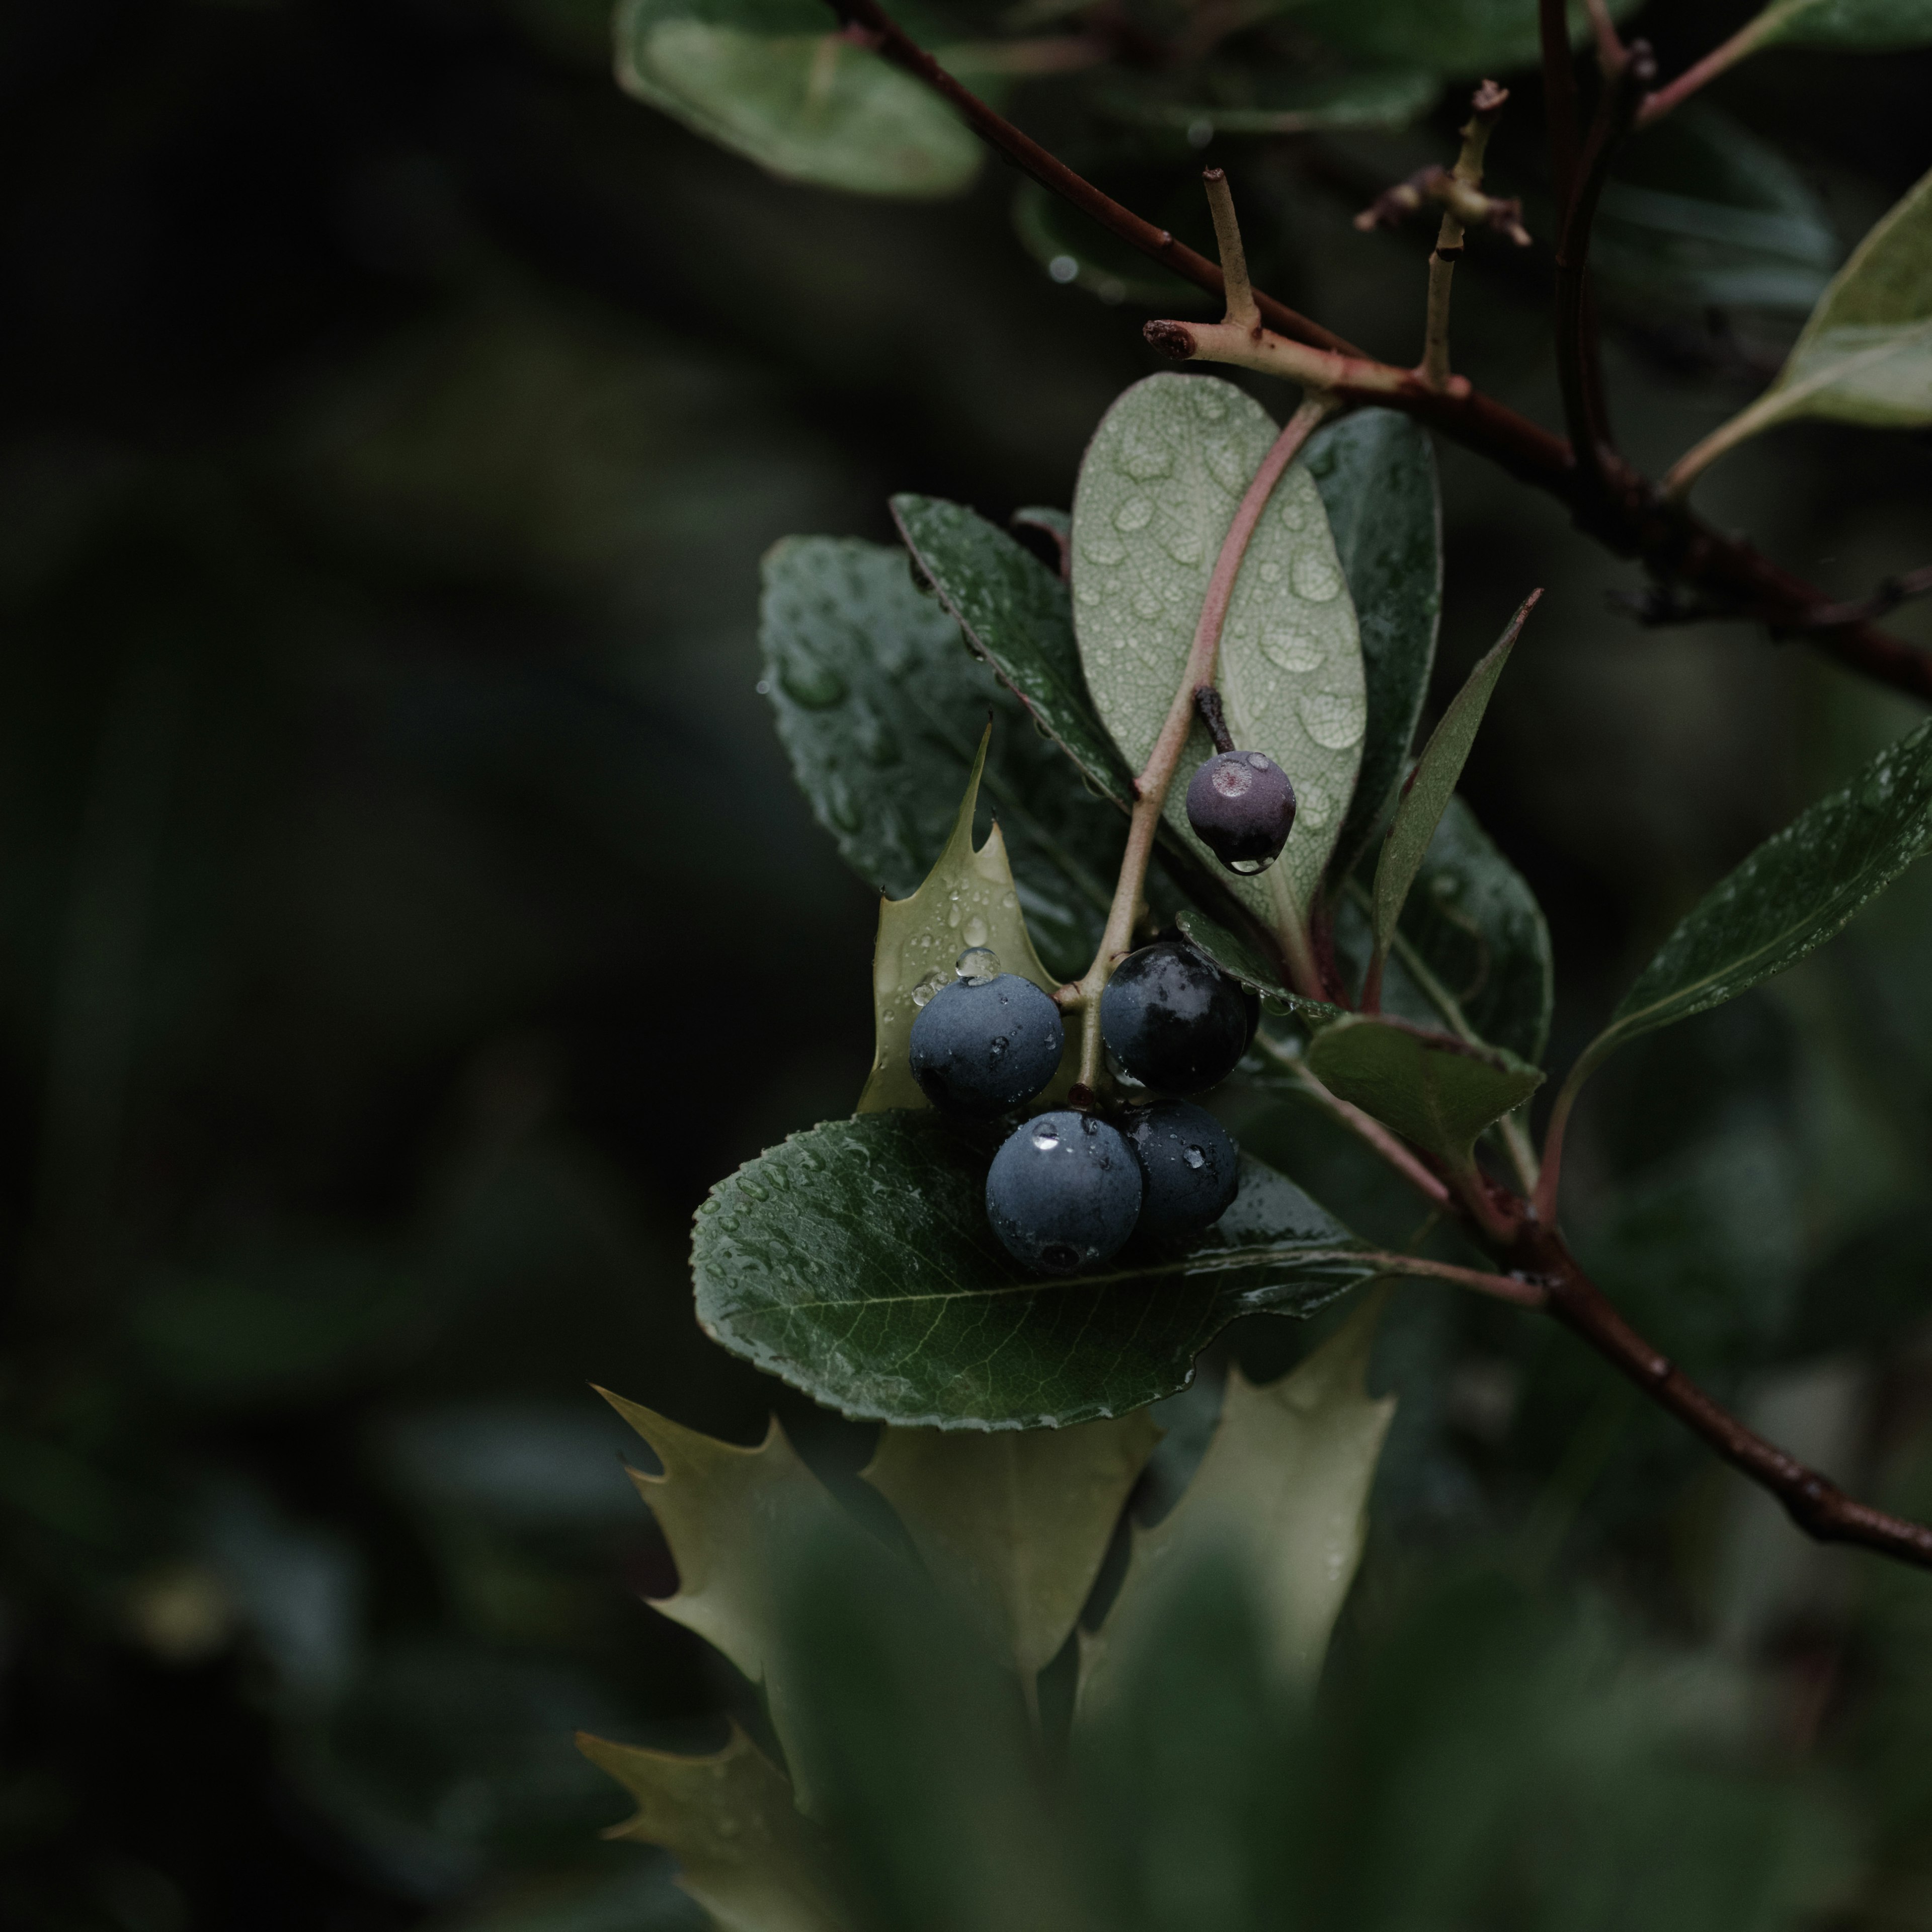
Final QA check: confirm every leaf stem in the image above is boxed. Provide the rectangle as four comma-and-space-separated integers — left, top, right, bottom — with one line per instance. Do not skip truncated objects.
1636, 9, 1781, 128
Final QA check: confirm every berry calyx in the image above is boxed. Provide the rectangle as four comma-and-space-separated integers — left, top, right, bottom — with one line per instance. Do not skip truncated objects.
1100, 938, 1253, 1094
986, 1110, 1142, 1274
1185, 749, 1296, 875
909, 972, 1064, 1117
1122, 1100, 1239, 1243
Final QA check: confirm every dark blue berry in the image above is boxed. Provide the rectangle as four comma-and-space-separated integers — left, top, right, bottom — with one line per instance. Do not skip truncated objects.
1186, 750, 1296, 875
986, 1110, 1142, 1274
909, 974, 1064, 1117
1123, 1100, 1239, 1243
1100, 939, 1253, 1094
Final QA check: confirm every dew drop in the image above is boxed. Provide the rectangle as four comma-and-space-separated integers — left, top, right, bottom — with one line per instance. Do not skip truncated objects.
1247, 752, 1269, 769
1193, 388, 1227, 423
1258, 560, 1281, 584
1229, 854, 1276, 875
1261, 623, 1322, 673
1001, 891, 1017, 909
1076, 582, 1100, 606
1115, 497, 1154, 532
955, 944, 999, 983
1079, 530, 1126, 565
1182, 1144, 1207, 1170
1118, 429, 1174, 480
1293, 550, 1342, 601
1298, 779, 1332, 827
1031, 1123, 1062, 1151
1133, 590, 1159, 618
1299, 690, 1365, 750
947, 901, 963, 928
961, 914, 990, 949
738, 1179, 768, 1201
989, 1035, 1009, 1060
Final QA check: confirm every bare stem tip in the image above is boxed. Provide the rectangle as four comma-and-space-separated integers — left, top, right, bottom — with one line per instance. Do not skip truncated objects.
1144, 319, 1197, 360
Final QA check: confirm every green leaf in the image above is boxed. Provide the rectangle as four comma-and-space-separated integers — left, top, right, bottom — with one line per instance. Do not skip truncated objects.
691, 1112, 1376, 1429
1079, 1294, 1394, 1710
1071, 373, 1366, 921
1595, 107, 1839, 315
761, 535, 1120, 980
1174, 908, 1348, 1027
1298, 0, 1642, 77
856, 728, 1074, 1114
1577, 714, 1932, 1078
1308, 409, 1443, 885
1370, 593, 1535, 974
577, 1725, 848, 1932
1752, 0, 1932, 47
1305, 1016, 1544, 1171
861, 1412, 1158, 1680
614, 0, 981, 199
1097, 65, 1439, 139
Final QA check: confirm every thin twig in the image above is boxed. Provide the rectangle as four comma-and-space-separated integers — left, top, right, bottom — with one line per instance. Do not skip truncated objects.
1202, 168, 1258, 331
1538, 0, 1582, 213
1360, 1249, 1549, 1308
1422, 83, 1514, 391
1636, 11, 1776, 128
1792, 565, 1932, 632
1583, 0, 1625, 72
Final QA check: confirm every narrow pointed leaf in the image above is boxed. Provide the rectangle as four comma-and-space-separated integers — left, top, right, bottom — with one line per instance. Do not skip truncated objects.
857, 728, 1072, 1114
1371, 593, 1536, 967
1071, 373, 1366, 919
1079, 1293, 1394, 1712
578, 1725, 848, 1932
1305, 1016, 1543, 1170
692, 1112, 1376, 1429
861, 1412, 1159, 1679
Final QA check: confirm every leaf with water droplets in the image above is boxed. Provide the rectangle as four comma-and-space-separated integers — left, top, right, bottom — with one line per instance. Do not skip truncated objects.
857, 728, 1073, 1114
691, 1111, 1377, 1429
1070, 374, 1366, 922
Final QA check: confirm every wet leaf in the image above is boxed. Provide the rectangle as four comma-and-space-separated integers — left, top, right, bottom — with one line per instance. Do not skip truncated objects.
1308, 409, 1442, 884
1370, 594, 1535, 975
861, 1412, 1159, 1679
856, 728, 1073, 1114
1305, 1016, 1543, 1171
578, 1725, 848, 1932
1071, 373, 1365, 922
614, 0, 981, 198
761, 535, 1119, 979
1752, 0, 1932, 48
1174, 909, 1348, 1026
691, 1112, 1375, 1429
1080, 1294, 1394, 1711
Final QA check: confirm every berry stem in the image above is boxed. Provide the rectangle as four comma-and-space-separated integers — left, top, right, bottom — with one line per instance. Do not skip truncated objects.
1071, 393, 1339, 1090
1420, 82, 1510, 393
1192, 683, 1235, 754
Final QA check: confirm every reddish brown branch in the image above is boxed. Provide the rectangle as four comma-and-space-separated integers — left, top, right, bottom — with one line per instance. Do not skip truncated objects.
1538, 0, 1582, 211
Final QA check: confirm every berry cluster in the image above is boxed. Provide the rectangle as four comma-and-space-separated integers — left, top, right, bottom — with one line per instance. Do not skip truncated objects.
908, 939, 1256, 1276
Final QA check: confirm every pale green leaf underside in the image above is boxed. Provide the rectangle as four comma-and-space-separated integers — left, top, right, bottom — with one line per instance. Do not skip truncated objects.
691, 1112, 1376, 1429
1588, 714, 1932, 1068
1306, 1015, 1544, 1169
614, 0, 981, 198
1754, 0, 1932, 46
1071, 374, 1365, 920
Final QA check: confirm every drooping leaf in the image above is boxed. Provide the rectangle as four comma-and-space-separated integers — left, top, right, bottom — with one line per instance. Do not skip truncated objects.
1370, 593, 1536, 976
761, 536, 1119, 979
1572, 714, 1932, 1083
1071, 373, 1366, 923
1097, 65, 1440, 139
861, 1412, 1159, 1680
1298, 0, 1642, 77
1751, 0, 1932, 48
1305, 1016, 1544, 1172
691, 1112, 1376, 1429
1079, 1294, 1394, 1712
613, 0, 981, 199
1595, 107, 1839, 314
578, 1725, 848, 1932
856, 728, 1073, 1114
1308, 410, 1443, 885
1174, 909, 1348, 1027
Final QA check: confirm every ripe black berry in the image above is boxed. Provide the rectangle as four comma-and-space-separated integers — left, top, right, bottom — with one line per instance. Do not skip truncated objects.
909, 972, 1064, 1117
986, 1110, 1142, 1274
1185, 750, 1296, 875
1123, 1100, 1239, 1243
1100, 939, 1253, 1094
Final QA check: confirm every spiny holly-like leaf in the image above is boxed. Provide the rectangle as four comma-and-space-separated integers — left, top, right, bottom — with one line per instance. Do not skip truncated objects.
1305, 1016, 1543, 1172
577, 1724, 848, 1932
1079, 1293, 1394, 1712
1071, 373, 1366, 922
1306, 409, 1443, 883
1751, 0, 1932, 48
1174, 909, 1348, 1027
857, 728, 1073, 1114
691, 1112, 1376, 1430
861, 1413, 1159, 1681
614, 0, 981, 199
1573, 714, 1932, 1082
760, 536, 1119, 979
1370, 593, 1537, 974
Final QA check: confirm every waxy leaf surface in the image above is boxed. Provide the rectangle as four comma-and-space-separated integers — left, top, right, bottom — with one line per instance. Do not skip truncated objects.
1070, 373, 1365, 921
691, 1112, 1375, 1429
615, 0, 980, 198
762, 536, 1119, 979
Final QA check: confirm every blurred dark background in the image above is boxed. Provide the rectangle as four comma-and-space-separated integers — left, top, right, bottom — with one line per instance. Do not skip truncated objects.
4, 2, 1932, 1927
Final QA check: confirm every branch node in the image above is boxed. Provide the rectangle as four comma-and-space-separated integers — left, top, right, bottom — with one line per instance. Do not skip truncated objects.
1201, 167, 1259, 331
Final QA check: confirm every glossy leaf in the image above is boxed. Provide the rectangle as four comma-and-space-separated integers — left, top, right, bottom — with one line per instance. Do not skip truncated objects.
614, 0, 981, 199
1305, 1016, 1544, 1171
861, 1412, 1159, 1679
1071, 373, 1365, 921
1079, 1293, 1393, 1712
1753, 0, 1932, 47
1308, 409, 1443, 886
1371, 594, 1535, 972
1578, 714, 1932, 1078
577, 1725, 846, 1932
856, 729, 1072, 1114
691, 1112, 1376, 1430
1174, 909, 1348, 1027
1299, 0, 1642, 77
761, 536, 1119, 979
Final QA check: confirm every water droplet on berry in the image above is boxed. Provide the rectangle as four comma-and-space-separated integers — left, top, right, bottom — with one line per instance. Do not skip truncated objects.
1032, 1123, 1061, 1150
1229, 854, 1275, 875
989, 1036, 1009, 1059
1182, 1144, 1206, 1170
955, 946, 999, 983
1247, 753, 1269, 769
